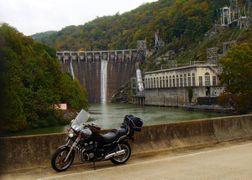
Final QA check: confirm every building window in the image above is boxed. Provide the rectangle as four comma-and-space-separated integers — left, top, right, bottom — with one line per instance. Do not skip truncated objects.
161, 76, 163, 88
199, 76, 203, 86
163, 76, 165, 88
169, 76, 172, 87
166, 76, 169, 88
184, 74, 187, 87
192, 73, 195, 86
205, 72, 210, 86
213, 76, 217, 86
158, 77, 160, 88
188, 73, 191, 87
172, 75, 175, 87
180, 74, 183, 87
176, 75, 179, 87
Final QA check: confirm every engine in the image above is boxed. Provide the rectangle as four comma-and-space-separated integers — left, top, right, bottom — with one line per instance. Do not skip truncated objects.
78, 141, 104, 162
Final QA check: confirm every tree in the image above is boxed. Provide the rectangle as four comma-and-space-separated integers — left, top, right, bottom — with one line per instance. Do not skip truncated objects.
219, 43, 252, 113
32, 0, 219, 51
0, 24, 89, 133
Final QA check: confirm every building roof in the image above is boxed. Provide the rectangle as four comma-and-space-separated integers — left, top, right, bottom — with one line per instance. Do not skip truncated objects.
145, 63, 218, 75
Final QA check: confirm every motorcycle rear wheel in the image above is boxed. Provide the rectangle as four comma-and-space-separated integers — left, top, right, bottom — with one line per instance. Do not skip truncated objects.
51, 146, 75, 172
110, 142, 131, 165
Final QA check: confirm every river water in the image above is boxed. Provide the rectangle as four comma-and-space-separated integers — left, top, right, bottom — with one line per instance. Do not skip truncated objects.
12, 103, 228, 136
89, 103, 227, 129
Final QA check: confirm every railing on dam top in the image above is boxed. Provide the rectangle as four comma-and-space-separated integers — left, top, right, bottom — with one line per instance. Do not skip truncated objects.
57, 49, 141, 63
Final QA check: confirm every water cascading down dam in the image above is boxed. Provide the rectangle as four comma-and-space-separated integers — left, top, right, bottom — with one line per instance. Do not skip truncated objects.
56, 45, 145, 103
69, 59, 75, 80
100, 60, 108, 103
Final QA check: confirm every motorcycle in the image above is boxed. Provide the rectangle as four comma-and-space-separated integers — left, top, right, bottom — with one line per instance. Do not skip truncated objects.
51, 109, 143, 172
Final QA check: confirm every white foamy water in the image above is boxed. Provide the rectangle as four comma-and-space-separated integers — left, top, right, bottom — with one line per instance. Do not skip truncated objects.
136, 68, 144, 92
69, 59, 75, 80
101, 60, 108, 103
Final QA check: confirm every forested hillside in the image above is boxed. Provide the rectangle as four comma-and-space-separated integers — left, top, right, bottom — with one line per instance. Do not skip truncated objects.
32, 31, 57, 44
0, 24, 88, 133
33, 0, 226, 51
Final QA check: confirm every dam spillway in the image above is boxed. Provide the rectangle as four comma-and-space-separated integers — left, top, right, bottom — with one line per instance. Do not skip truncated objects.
100, 60, 108, 103
69, 59, 75, 80
57, 49, 144, 103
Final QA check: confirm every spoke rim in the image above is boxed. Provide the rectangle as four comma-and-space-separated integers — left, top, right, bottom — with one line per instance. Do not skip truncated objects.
113, 144, 130, 163
55, 150, 73, 170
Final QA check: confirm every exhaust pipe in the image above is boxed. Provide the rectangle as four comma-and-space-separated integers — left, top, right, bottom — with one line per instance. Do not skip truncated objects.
104, 149, 126, 160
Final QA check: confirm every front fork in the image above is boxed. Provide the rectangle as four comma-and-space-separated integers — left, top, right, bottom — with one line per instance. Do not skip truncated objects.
64, 134, 81, 162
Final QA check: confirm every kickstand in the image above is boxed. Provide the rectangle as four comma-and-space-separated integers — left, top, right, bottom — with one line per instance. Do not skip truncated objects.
92, 160, 96, 170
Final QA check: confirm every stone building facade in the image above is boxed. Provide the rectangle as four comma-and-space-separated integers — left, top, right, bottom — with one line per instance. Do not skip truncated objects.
144, 63, 224, 106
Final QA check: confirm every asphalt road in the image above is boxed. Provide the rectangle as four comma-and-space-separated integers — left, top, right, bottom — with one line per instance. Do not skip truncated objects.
1, 142, 252, 180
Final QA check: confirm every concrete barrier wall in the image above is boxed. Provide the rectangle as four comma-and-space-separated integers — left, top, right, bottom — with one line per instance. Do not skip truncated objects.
0, 114, 252, 172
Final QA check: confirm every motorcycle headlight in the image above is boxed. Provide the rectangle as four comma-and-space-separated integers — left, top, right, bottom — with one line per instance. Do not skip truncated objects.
68, 129, 75, 138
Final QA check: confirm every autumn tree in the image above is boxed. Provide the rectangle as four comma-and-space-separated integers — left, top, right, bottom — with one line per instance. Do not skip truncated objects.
219, 43, 252, 113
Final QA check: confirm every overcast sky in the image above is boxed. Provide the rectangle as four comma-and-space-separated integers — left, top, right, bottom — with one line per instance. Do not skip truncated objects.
0, 0, 157, 35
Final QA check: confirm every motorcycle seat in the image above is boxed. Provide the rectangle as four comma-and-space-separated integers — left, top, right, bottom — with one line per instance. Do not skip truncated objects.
101, 128, 128, 144
117, 127, 128, 136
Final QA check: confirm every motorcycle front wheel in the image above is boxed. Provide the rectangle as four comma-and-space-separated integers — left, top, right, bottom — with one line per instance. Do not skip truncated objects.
110, 142, 131, 165
51, 146, 75, 172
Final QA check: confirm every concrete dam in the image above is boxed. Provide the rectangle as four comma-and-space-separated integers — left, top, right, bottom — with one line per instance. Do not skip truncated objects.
57, 49, 145, 103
